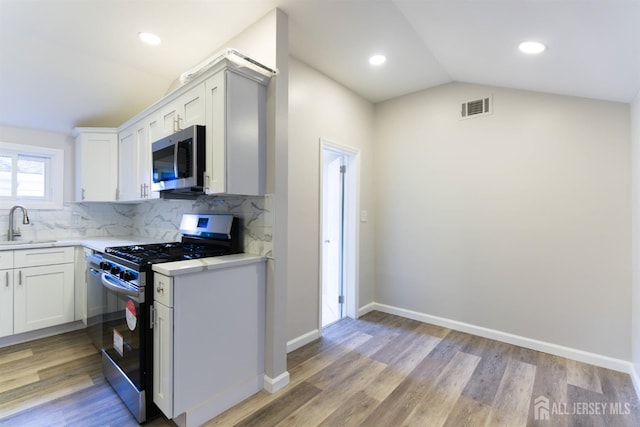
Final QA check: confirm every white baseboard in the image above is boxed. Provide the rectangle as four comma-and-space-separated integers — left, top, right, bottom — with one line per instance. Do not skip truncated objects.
174, 375, 263, 427
287, 328, 321, 353
358, 302, 377, 318
368, 302, 633, 374
630, 364, 640, 400
0, 321, 85, 349
263, 371, 290, 394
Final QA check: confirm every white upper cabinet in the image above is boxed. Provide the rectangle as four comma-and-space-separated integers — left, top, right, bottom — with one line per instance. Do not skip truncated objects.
110, 53, 271, 200
158, 84, 206, 139
118, 114, 159, 201
204, 68, 267, 196
75, 128, 118, 202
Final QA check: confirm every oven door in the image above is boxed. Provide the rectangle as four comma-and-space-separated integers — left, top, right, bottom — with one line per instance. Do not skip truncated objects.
101, 273, 146, 390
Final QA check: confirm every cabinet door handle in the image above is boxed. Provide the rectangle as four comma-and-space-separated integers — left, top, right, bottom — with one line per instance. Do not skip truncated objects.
140, 184, 144, 198
18, 270, 22, 286
4, 271, 8, 287
82, 188, 86, 200
203, 172, 209, 193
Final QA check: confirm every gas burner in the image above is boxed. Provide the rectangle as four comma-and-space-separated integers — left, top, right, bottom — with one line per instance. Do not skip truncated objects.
103, 214, 240, 277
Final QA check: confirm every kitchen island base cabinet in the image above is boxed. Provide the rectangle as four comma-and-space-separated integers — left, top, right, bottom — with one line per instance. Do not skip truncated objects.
153, 260, 266, 427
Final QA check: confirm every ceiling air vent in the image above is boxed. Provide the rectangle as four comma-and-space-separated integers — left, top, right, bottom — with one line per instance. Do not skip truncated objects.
461, 96, 492, 120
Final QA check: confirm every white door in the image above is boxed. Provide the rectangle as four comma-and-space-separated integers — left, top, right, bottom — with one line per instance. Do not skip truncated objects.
322, 150, 345, 327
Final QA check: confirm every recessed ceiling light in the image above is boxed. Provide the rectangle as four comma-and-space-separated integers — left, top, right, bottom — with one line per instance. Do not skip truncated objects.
518, 41, 546, 54
369, 54, 386, 66
139, 32, 161, 45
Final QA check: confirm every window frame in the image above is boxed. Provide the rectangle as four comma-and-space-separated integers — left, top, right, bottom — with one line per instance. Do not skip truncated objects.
0, 142, 63, 210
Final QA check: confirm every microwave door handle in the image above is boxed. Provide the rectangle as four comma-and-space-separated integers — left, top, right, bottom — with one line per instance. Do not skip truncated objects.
173, 141, 179, 179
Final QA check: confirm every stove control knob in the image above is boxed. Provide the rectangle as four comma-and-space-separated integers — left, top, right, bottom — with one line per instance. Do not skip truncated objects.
110, 266, 121, 275
120, 271, 135, 281
100, 262, 110, 271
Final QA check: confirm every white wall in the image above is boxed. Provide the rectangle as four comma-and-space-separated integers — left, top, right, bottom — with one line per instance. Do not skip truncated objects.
631, 89, 640, 378
374, 82, 631, 360
0, 125, 75, 202
288, 58, 375, 341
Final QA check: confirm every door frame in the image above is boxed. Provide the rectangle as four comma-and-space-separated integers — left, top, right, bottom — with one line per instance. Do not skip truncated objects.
318, 138, 360, 329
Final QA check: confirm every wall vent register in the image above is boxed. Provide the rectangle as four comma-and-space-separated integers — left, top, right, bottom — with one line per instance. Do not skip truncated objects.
461, 96, 492, 119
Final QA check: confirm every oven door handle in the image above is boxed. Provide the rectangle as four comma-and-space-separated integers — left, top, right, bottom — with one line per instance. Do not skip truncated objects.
101, 273, 144, 303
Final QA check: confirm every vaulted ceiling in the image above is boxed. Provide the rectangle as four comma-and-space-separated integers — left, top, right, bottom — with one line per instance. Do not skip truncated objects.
1, 0, 639, 134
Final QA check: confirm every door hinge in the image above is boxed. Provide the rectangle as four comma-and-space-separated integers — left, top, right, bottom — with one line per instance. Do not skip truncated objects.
340, 165, 346, 174
338, 295, 344, 304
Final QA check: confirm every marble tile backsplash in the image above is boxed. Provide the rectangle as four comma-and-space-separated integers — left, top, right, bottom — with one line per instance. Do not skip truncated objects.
1, 203, 136, 242
1, 194, 272, 257
132, 195, 273, 257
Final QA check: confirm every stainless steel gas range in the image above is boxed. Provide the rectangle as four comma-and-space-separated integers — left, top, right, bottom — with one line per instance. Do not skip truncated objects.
99, 213, 239, 422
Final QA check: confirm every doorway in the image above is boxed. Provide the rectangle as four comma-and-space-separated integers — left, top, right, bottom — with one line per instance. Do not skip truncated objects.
320, 140, 359, 328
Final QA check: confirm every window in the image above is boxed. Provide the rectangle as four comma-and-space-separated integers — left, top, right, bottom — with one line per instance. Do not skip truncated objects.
0, 142, 63, 209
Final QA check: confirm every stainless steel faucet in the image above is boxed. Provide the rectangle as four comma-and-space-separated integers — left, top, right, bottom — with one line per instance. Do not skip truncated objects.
8, 205, 30, 241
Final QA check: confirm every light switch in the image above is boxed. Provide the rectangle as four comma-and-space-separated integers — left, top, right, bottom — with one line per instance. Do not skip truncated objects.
360, 210, 368, 223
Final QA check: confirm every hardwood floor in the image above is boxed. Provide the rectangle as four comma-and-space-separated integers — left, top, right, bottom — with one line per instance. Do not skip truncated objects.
1, 311, 639, 426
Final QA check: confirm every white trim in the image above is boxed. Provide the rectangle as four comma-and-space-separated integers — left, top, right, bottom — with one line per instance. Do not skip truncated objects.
358, 302, 377, 318
263, 371, 290, 394
630, 364, 640, 400
287, 328, 321, 353
318, 138, 361, 329
367, 302, 633, 374
0, 142, 64, 210
0, 320, 85, 348
173, 375, 263, 427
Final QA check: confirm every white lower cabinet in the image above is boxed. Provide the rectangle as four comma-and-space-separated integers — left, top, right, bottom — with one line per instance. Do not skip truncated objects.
152, 260, 266, 426
13, 263, 75, 334
0, 269, 14, 338
153, 294, 174, 417
0, 247, 76, 337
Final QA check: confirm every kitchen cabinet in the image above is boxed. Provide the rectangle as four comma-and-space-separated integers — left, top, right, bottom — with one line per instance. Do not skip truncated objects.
0, 251, 14, 338
75, 128, 118, 201
158, 84, 206, 139
0, 268, 14, 338
153, 283, 173, 417
75, 247, 89, 324
152, 260, 266, 426
114, 54, 270, 199
118, 115, 158, 201
203, 68, 267, 196
12, 247, 75, 334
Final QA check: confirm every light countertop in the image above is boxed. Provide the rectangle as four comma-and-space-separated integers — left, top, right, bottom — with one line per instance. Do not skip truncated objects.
0, 236, 165, 253
0, 237, 266, 276
152, 253, 266, 277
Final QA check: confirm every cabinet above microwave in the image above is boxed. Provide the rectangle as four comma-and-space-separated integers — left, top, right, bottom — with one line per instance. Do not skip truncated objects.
112, 51, 272, 202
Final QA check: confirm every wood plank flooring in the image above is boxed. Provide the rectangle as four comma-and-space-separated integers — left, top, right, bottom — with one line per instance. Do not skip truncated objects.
1, 311, 639, 426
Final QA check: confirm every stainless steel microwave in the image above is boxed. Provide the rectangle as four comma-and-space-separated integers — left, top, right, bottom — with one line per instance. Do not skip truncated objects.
151, 125, 205, 195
